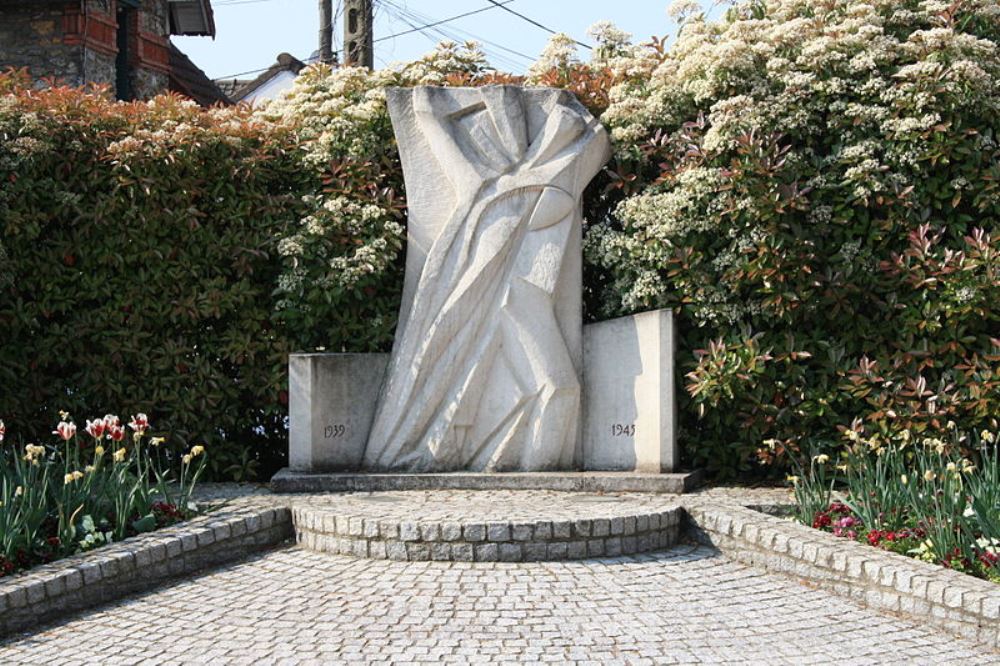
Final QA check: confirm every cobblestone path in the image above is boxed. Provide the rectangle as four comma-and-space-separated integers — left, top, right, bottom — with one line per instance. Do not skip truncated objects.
1, 543, 993, 665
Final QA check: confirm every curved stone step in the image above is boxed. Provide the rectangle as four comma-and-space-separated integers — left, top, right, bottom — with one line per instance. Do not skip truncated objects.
291, 490, 683, 562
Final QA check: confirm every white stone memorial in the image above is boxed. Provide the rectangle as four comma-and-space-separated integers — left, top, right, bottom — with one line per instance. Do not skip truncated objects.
288, 353, 388, 471
286, 86, 681, 478
582, 309, 677, 473
363, 86, 611, 472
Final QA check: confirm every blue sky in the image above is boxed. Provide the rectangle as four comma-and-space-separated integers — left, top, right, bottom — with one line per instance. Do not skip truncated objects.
173, 1, 712, 81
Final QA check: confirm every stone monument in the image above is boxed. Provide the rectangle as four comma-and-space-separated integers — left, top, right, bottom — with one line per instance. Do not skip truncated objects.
282, 86, 685, 487
365, 86, 610, 472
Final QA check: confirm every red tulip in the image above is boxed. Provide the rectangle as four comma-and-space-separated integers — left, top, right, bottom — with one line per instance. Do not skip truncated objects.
85, 419, 106, 440
128, 413, 150, 434
53, 421, 76, 441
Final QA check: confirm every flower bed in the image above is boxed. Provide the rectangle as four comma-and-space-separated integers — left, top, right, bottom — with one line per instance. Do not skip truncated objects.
787, 425, 999, 582
0, 414, 206, 576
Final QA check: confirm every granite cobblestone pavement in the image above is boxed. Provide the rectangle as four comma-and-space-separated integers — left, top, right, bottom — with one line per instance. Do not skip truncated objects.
1, 539, 994, 665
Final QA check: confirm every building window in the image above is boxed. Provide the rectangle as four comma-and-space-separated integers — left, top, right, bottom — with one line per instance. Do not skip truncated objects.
115, 2, 139, 100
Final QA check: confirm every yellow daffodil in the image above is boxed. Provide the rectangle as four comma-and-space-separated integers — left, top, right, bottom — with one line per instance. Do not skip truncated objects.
113, 447, 127, 463
190, 445, 205, 457
813, 454, 829, 464
23, 444, 45, 464
94, 445, 105, 456
900, 474, 908, 485
150, 437, 166, 446
923, 470, 936, 482
786, 475, 800, 484
182, 454, 193, 465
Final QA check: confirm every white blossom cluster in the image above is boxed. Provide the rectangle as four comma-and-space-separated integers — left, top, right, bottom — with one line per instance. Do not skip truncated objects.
585, 0, 1000, 319
258, 41, 490, 310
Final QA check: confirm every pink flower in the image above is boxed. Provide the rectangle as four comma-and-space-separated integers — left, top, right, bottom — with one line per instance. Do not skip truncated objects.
85, 419, 106, 440
0, 420, 5, 442
102, 414, 121, 429
128, 413, 149, 434
834, 516, 858, 529
53, 421, 76, 441
108, 424, 126, 442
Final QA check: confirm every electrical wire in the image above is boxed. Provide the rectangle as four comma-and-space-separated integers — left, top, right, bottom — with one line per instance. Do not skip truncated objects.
483, 0, 592, 50
214, 0, 545, 80
383, 1, 533, 61
373, 1, 515, 44
380, 0, 532, 71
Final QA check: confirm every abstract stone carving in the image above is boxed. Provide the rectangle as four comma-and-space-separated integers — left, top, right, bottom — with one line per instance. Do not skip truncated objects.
363, 86, 610, 472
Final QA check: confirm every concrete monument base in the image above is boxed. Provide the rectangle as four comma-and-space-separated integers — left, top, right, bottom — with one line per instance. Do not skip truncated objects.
582, 309, 677, 473
270, 468, 703, 494
288, 353, 388, 472
286, 308, 681, 477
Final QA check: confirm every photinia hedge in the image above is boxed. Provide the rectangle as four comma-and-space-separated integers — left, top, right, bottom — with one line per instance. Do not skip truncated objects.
0, 72, 317, 479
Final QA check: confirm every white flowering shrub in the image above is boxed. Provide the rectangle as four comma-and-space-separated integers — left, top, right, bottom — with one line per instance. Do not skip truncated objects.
582, 0, 1000, 477
258, 42, 496, 350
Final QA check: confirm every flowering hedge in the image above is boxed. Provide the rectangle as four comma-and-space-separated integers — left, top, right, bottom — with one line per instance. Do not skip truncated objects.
585, 0, 1000, 476
0, 73, 314, 478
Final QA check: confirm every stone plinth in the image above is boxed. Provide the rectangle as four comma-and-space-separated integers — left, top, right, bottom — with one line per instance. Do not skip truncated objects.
289, 490, 683, 561
271, 469, 703, 494
582, 309, 677, 473
288, 353, 388, 472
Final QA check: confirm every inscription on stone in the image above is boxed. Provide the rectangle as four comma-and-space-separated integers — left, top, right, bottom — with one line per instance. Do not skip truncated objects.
611, 424, 636, 437
325, 425, 347, 439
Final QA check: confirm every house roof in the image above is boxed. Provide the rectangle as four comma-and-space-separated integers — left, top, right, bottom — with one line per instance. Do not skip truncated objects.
168, 0, 216, 38
168, 42, 230, 106
216, 52, 307, 103
216, 78, 251, 100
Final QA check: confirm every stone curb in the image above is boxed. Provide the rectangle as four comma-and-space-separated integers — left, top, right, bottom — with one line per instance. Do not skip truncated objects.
292, 505, 683, 562
0, 506, 293, 638
684, 502, 1000, 650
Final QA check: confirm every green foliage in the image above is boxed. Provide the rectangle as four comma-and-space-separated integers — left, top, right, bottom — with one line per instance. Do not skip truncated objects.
588, 0, 1000, 477
0, 74, 316, 475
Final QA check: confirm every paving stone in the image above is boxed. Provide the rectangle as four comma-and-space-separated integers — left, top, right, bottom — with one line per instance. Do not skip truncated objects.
1, 544, 992, 664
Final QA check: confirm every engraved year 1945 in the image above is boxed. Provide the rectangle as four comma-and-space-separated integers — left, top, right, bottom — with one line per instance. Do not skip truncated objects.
611, 423, 636, 437
324, 424, 346, 438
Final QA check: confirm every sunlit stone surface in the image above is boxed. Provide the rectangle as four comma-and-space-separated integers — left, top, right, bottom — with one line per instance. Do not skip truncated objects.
364, 86, 610, 471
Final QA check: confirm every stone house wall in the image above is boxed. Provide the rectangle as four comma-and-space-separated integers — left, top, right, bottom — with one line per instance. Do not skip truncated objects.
0, 0, 171, 99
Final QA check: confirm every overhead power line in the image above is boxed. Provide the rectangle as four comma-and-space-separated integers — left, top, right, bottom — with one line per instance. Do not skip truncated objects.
483, 0, 592, 50
380, 0, 534, 69
214, 0, 548, 81
374, 0, 514, 44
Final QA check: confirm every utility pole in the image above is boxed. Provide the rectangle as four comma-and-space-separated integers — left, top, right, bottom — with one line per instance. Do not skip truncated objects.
343, 0, 374, 69
318, 0, 334, 64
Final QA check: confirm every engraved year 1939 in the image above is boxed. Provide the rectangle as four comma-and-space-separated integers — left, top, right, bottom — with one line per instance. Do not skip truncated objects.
324, 424, 347, 439
611, 423, 636, 437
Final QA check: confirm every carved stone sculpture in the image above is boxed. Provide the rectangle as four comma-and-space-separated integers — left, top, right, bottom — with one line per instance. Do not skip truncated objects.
363, 86, 611, 472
